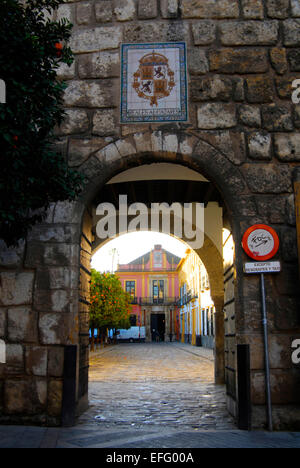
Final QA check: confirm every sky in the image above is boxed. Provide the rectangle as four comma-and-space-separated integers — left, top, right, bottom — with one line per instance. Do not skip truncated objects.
91, 231, 188, 273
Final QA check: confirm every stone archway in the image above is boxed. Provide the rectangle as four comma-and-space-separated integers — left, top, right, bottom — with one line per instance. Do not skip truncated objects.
74, 130, 252, 423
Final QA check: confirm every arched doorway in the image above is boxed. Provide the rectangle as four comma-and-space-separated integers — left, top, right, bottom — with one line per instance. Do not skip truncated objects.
72, 133, 249, 426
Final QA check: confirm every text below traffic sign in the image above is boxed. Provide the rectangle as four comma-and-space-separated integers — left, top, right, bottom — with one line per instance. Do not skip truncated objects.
242, 224, 280, 261
244, 261, 281, 274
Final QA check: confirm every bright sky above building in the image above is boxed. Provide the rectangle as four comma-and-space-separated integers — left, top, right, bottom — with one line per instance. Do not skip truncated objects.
91, 231, 188, 273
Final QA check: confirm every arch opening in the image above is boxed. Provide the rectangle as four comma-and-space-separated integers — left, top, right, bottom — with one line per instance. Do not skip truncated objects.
77, 158, 238, 427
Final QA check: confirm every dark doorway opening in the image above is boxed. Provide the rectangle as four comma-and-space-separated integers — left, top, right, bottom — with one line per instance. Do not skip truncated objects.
151, 314, 166, 342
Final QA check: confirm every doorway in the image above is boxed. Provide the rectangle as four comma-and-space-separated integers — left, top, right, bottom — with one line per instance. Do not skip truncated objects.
151, 313, 166, 342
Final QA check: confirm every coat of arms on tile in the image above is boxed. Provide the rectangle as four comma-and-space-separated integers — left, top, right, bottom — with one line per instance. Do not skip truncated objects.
121, 42, 188, 123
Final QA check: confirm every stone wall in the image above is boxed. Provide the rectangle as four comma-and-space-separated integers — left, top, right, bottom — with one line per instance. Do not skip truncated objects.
0, 0, 300, 428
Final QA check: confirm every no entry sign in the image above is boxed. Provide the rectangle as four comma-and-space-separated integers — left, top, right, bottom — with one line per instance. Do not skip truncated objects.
242, 224, 279, 261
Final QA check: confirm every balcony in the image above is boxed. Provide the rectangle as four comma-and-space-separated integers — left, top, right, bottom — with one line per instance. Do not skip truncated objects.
178, 290, 198, 306
130, 297, 179, 306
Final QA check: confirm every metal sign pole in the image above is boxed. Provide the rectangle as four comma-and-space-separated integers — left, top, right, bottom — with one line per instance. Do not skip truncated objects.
260, 273, 273, 432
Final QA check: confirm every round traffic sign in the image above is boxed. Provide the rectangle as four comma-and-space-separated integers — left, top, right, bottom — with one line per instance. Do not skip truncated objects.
242, 224, 279, 261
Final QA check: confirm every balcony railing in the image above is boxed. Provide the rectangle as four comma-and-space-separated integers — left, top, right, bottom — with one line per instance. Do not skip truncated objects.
118, 265, 178, 272
177, 290, 198, 306
129, 297, 179, 306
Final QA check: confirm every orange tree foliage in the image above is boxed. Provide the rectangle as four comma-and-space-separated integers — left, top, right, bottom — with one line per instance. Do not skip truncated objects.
90, 269, 131, 333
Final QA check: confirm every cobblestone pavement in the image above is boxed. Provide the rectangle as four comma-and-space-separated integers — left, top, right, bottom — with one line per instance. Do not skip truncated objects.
1, 343, 300, 448
78, 342, 235, 431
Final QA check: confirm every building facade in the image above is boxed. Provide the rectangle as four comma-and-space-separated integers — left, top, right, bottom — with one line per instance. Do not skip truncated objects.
116, 244, 180, 342
177, 249, 215, 349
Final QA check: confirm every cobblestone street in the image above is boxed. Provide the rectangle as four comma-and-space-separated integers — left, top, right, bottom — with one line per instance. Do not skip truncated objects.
78, 342, 236, 431
1, 342, 300, 448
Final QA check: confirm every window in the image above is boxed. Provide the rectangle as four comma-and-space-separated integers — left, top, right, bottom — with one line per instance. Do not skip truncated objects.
126, 281, 135, 298
153, 279, 164, 303
153, 251, 162, 268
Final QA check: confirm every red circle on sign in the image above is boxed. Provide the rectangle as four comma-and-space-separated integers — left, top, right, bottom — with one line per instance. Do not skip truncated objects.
242, 224, 280, 261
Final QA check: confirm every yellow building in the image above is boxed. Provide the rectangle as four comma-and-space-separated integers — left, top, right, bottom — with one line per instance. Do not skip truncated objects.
177, 249, 215, 349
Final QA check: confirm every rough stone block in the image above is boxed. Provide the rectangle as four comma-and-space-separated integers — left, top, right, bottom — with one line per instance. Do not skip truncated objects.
96, 143, 121, 163
34, 289, 71, 314
115, 139, 137, 157
220, 21, 279, 46
197, 103, 237, 129
95, 0, 113, 22
270, 48, 288, 74
267, 0, 289, 18
8, 308, 37, 343
114, 0, 135, 21
56, 61, 76, 81
283, 19, 300, 46
138, 0, 158, 18
56, 3, 73, 22
294, 105, 300, 128
198, 131, 246, 165
241, 0, 264, 19
35, 267, 78, 291
4, 379, 47, 414
243, 164, 292, 193
58, 109, 90, 136
0, 308, 6, 338
92, 109, 118, 136
48, 380, 63, 417
192, 21, 216, 45
247, 131, 272, 160
286, 194, 296, 226
70, 26, 122, 53
275, 296, 300, 329
27, 225, 79, 244
48, 348, 64, 378
25, 347, 48, 377
68, 138, 106, 167
209, 48, 268, 74
256, 195, 287, 223
123, 22, 189, 42
274, 133, 300, 161
190, 75, 233, 101
188, 49, 209, 75
245, 76, 274, 103
275, 76, 300, 99
181, 0, 239, 18
53, 200, 84, 224
160, 0, 178, 18
276, 261, 300, 307
133, 132, 152, 153
287, 49, 300, 71
39, 312, 71, 345
0, 272, 34, 306
6, 344, 24, 371
64, 80, 115, 108
238, 105, 261, 127
0, 240, 25, 268
280, 227, 298, 262
76, 1, 93, 25
291, 0, 300, 16
262, 104, 293, 131
78, 51, 119, 79
25, 243, 79, 268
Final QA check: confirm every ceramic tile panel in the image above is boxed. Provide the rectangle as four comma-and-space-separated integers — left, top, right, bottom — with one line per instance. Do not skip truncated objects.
121, 42, 188, 123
